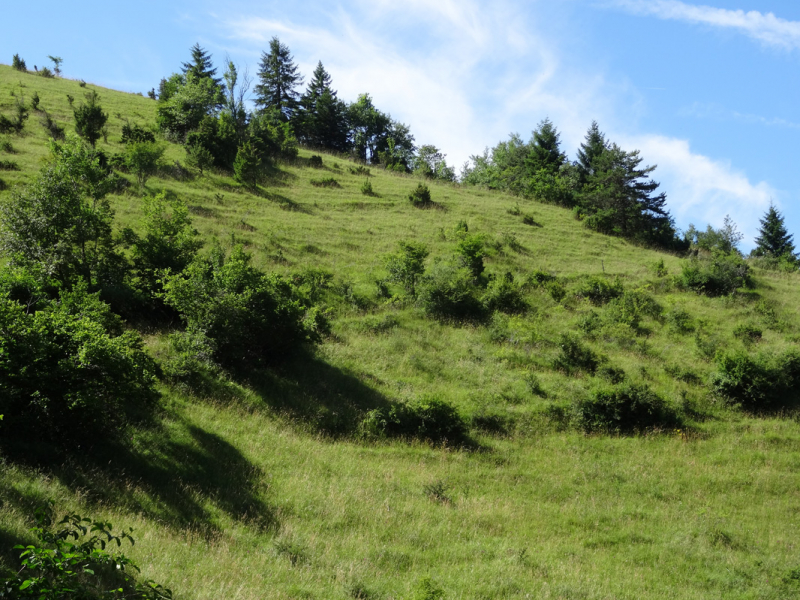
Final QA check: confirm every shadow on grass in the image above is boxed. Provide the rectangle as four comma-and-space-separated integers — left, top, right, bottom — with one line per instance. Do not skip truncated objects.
1, 416, 276, 536
260, 190, 312, 214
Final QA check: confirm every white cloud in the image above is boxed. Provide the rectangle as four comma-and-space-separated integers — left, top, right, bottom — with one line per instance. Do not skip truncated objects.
612, 0, 800, 50
622, 134, 775, 244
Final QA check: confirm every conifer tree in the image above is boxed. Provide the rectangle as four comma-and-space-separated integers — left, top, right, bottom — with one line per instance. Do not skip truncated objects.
527, 119, 566, 175
752, 204, 796, 259
295, 62, 349, 150
182, 43, 223, 90
254, 37, 303, 120
577, 121, 608, 183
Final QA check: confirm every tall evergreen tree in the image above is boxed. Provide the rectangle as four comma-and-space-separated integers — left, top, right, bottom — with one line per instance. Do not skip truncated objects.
752, 204, 796, 259
182, 44, 222, 90
576, 121, 608, 183
527, 119, 566, 175
294, 61, 349, 150
254, 37, 303, 120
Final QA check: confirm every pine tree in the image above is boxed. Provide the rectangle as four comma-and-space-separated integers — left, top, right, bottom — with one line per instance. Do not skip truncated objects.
182, 44, 223, 89
577, 121, 608, 183
233, 141, 262, 188
254, 37, 303, 120
295, 62, 349, 150
753, 204, 796, 259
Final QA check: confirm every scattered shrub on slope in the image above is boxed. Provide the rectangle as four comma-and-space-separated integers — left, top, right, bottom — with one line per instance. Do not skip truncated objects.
574, 384, 681, 434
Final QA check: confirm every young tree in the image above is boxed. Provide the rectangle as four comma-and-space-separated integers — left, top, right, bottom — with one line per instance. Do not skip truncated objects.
156, 74, 222, 140
576, 121, 608, 184
222, 57, 251, 137
73, 91, 108, 147
0, 138, 118, 288
413, 145, 456, 181
233, 141, 262, 188
124, 141, 165, 190
294, 61, 350, 150
48, 55, 63, 76
752, 204, 796, 259
182, 43, 223, 91
527, 118, 566, 176
11, 54, 26, 72
254, 37, 303, 120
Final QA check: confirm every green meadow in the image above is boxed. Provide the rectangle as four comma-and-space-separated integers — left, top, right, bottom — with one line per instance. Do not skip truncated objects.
1, 64, 800, 599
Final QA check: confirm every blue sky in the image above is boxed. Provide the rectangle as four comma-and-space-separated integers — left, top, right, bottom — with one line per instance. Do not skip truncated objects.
4, 0, 799, 249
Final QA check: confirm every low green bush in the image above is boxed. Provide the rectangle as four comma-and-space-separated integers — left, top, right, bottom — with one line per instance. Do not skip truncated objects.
121, 122, 156, 144
309, 154, 323, 168
710, 349, 800, 411
733, 322, 762, 346
408, 183, 432, 207
417, 262, 485, 321
310, 177, 340, 187
575, 276, 623, 305
552, 333, 599, 375
574, 384, 681, 433
605, 290, 662, 329
11, 54, 26, 72
359, 397, 467, 445
665, 305, 694, 333
680, 253, 751, 296
481, 272, 527, 314
360, 179, 374, 195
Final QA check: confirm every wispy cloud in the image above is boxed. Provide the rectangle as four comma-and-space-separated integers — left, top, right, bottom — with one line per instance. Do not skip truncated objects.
623, 134, 775, 243
612, 0, 800, 50
681, 102, 800, 130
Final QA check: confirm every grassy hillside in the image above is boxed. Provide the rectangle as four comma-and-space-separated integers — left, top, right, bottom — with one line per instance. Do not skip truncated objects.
2, 64, 800, 600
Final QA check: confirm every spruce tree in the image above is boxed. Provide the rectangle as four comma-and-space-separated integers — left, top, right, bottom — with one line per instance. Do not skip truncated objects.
527, 119, 566, 175
295, 62, 349, 150
577, 121, 608, 183
254, 37, 303, 120
753, 204, 796, 259
182, 43, 223, 90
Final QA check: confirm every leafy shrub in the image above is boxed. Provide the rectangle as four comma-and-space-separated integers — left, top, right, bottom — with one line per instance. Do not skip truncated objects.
650, 258, 668, 277
597, 365, 626, 384
185, 142, 214, 175
11, 54, 26, 72
0, 509, 172, 599
578, 311, 602, 336
39, 66, 54, 78
408, 183, 433, 207
680, 253, 751, 296
733, 322, 762, 346
456, 233, 486, 279
665, 305, 694, 334
417, 262, 485, 321
124, 141, 165, 189
121, 122, 156, 144
754, 299, 783, 331
309, 154, 323, 168
384, 240, 429, 297
162, 245, 325, 372
546, 280, 567, 303
349, 165, 371, 176
481, 272, 527, 314
552, 333, 599, 375
310, 177, 340, 187
0, 283, 159, 447
575, 276, 623, 305
0, 160, 19, 171
360, 397, 467, 445
710, 350, 800, 411
354, 314, 399, 335
233, 141, 261, 187
605, 290, 662, 329
360, 179, 374, 195
527, 269, 556, 287
574, 384, 681, 433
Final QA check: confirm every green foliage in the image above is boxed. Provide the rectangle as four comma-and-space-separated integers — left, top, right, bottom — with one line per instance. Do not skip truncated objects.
47, 56, 63, 76
412, 576, 445, 600
413, 145, 456, 181
0, 138, 120, 288
605, 290, 662, 329
384, 240, 429, 297
11, 54, 27, 72
233, 141, 262, 187
574, 384, 681, 434
39, 67, 54, 79
455, 234, 486, 279
161, 245, 324, 372
124, 141, 165, 190
665, 305, 694, 334
680, 253, 751, 296
184, 142, 214, 175
309, 154, 323, 168
751, 204, 797, 261
310, 177, 340, 188
349, 165, 370, 176
553, 333, 599, 375
294, 63, 351, 152
39, 110, 65, 140
481, 272, 526, 314
121, 123, 156, 144
156, 74, 222, 141
408, 182, 432, 207
684, 215, 744, 255
249, 108, 299, 163
417, 262, 484, 321
73, 91, 108, 148
650, 258, 668, 277
254, 36, 303, 120
30, 92, 39, 111
0, 160, 19, 171
0, 509, 172, 599
0, 282, 159, 446
125, 192, 202, 304
360, 179, 374, 196
710, 350, 800, 411
733, 323, 762, 347
360, 397, 467, 445
575, 276, 623, 305
0, 98, 28, 134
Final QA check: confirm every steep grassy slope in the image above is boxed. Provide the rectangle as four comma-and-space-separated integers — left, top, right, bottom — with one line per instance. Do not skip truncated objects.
2, 64, 800, 600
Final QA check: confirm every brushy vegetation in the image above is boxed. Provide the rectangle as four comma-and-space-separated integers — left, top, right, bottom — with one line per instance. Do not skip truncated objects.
1, 61, 800, 600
